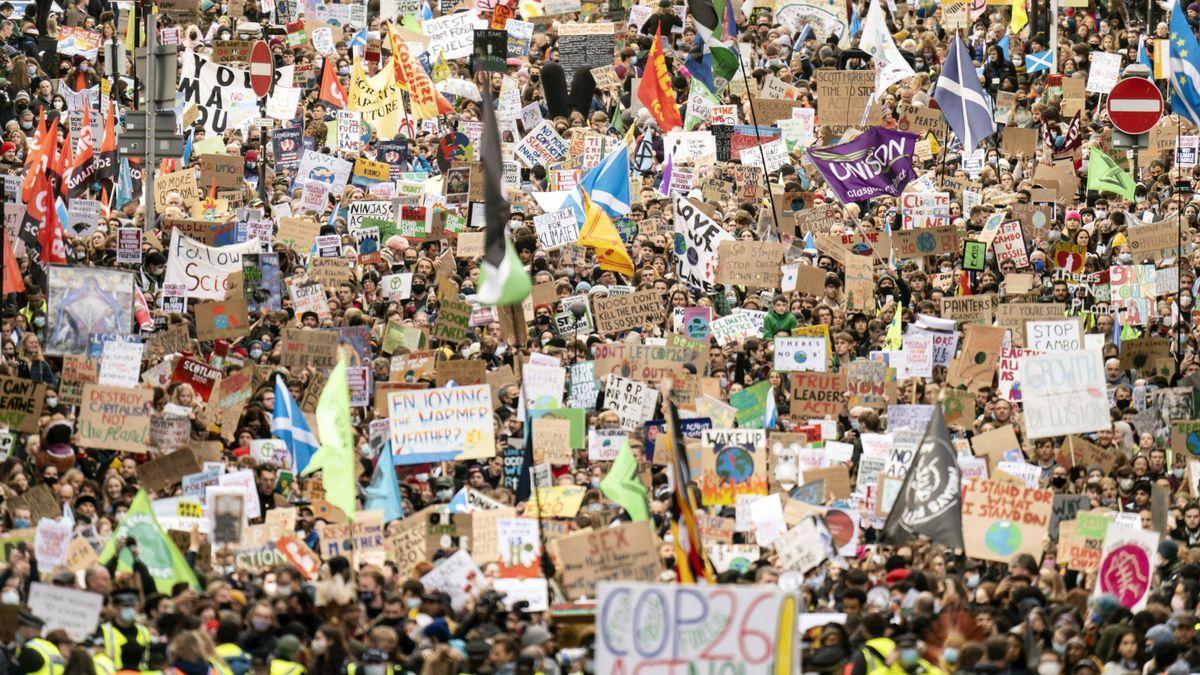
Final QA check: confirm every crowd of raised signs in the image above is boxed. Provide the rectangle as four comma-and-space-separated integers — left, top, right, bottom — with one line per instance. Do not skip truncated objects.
3, 0, 1200, 672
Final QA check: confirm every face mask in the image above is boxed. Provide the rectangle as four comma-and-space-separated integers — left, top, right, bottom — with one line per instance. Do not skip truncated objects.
1116, 399, 1131, 410
1052, 643, 1067, 656
406, 598, 421, 609
1184, 295, 1194, 308
1174, 468, 1186, 478
250, 349, 263, 359
263, 582, 278, 596
119, 607, 137, 623
32, 316, 45, 328
79, 63, 87, 72
251, 617, 272, 632
246, 162, 257, 170
359, 591, 376, 604
1120, 478, 1134, 491
1039, 663, 1061, 675
19, 121, 32, 131
1033, 259, 1046, 273
411, 284, 426, 295
277, 585, 293, 597
1119, 253, 1133, 264
1, 590, 18, 604
312, 640, 327, 655
45, 398, 56, 409
943, 648, 959, 665
900, 649, 920, 668
436, 489, 452, 500
964, 573, 980, 589
26, 65, 34, 76
1051, 476, 1068, 488
590, 477, 601, 488
12, 518, 29, 529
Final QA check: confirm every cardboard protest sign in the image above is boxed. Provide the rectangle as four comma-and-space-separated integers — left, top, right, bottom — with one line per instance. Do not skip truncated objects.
194, 298, 250, 341
0, 376, 46, 433
556, 521, 660, 600
1057, 512, 1112, 573
1024, 318, 1083, 352
532, 417, 573, 465
789, 372, 846, 417
715, 241, 788, 289
592, 289, 666, 335
523, 485, 587, 518
595, 582, 800, 674
78, 385, 152, 452
961, 479, 1053, 563
279, 328, 340, 370
136, 447, 202, 492
948, 324, 1006, 390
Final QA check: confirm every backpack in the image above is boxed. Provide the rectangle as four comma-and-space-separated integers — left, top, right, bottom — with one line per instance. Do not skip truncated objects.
225, 652, 252, 675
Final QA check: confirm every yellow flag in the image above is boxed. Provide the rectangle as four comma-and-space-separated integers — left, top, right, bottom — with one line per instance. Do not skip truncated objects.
1010, 0, 1028, 34
349, 57, 403, 139
578, 189, 634, 276
123, 1, 140, 52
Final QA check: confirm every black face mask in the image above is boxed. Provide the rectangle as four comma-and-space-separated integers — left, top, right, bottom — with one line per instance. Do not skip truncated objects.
1116, 398, 1131, 410
1051, 476, 1068, 489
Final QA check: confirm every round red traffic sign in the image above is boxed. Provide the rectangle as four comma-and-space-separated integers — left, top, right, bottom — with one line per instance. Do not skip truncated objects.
249, 40, 274, 99
1106, 77, 1163, 136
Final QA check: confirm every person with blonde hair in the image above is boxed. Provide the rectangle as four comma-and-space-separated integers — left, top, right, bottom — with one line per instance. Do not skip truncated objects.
163, 630, 232, 675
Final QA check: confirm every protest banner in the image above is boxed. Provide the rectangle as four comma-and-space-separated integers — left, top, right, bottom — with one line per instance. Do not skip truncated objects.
28, 583, 104, 642
1021, 350, 1109, 438
1057, 512, 1112, 574
194, 298, 250, 341
0, 375, 46, 433
77, 385, 153, 452
774, 336, 826, 372
388, 385, 495, 464
595, 581, 800, 674
592, 288, 665, 335
532, 209, 578, 249
46, 267, 136, 356
164, 228, 260, 301
715, 241, 788, 289
961, 479, 1054, 562
789, 372, 846, 417
279, 328, 339, 371
1096, 525, 1159, 610
555, 520, 660, 599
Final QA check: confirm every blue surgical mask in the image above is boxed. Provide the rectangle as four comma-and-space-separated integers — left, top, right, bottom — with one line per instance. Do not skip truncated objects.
943, 648, 959, 665
900, 649, 920, 668
1033, 259, 1046, 273
12, 517, 29, 529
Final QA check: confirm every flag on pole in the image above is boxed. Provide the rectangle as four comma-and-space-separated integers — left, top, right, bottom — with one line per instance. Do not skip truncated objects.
665, 398, 714, 583
933, 35, 997, 150
364, 443, 404, 522
1010, 0, 1028, 34
578, 135, 632, 218
301, 355, 358, 521
686, 0, 740, 85
658, 149, 674, 197
475, 87, 531, 307
1086, 147, 1136, 201
97, 101, 118, 184
99, 490, 201, 593
319, 55, 349, 108
885, 301, 903, 350
599, 437, 650, 522
859, 0, 916, 95
272, 376, 319, 475
638, 26, 684, 132
881, 407, 965, 548
578, 188, 634, 276
66, 107, 95, 199
1169, 0, 1200, 126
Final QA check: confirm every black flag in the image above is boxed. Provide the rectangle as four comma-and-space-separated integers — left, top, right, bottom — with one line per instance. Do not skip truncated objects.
881, 406, 965, 549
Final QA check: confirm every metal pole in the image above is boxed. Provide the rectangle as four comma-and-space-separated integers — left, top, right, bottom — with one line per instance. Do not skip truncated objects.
144, 6, 158, 228
110, 6, 120, 100
736, 57, 780, 236
133, 0, 141, 111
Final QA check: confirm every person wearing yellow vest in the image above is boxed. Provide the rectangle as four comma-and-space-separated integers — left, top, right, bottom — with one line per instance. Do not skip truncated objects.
268, 635, 307, 675
12, 608, 65, 675
99, 591, 151, 672
212, 619, 251, 675
848, 614, 895, 675
887, 634, 947, 675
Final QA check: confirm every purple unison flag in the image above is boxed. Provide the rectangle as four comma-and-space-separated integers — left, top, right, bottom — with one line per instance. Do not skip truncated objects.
805, 126, 919, 204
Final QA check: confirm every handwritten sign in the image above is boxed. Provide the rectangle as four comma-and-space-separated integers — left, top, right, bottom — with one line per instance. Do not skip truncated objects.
961, 479, 1053, 563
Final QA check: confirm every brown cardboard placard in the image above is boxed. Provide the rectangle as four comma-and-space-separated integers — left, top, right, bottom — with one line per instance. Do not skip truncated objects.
592, 288, 666, 335
194, 298, 250, 341
715, 241, 788, 289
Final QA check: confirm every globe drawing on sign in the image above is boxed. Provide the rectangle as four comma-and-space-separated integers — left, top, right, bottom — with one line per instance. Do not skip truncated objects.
687, 318, 708, 338
728, 555, 754, 574
715, 445, 755, 483
984, 521, 1022, 557
1188, 431, 1200, 456
793, 351, 808, 365
850, 243, 873, 255
916, 232, 937, 252
673, 234, 687, 256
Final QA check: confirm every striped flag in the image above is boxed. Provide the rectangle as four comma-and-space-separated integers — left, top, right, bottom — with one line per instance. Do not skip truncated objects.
272, 376, 319, 475
475, 86, 531, 307
665, 399, 714, 583
933, 35, 996, 150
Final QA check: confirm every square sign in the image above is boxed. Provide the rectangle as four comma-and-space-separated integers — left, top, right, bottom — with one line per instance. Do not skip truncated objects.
962, 240, 987, 272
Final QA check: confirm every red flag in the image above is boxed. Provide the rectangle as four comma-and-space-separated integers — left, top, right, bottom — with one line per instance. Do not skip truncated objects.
66, 108, 95, 199
32, 172, 65, 266
96, 100, 118, 183
2, 234, 24, 295
637, 27, 682, 132
319, 57, 348, 109
21, 115, 56, 204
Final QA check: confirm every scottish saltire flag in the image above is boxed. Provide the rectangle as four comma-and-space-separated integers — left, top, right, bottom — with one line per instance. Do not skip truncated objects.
272, 376, 319, 475
997, 35, 1010, 60
579, 140, 631, 218
933, 35, 996, 150
1024, 50, 1052, 73
1169, 0, 1200, 125
349, 27, 368, 55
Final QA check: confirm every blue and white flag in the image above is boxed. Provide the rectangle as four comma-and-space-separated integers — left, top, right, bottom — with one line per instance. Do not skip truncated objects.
363, 443, 404, 522
1024, 50, 1052, 73
579, 141, 631, 218
272, 376, 319, 475
1169, 0, 1200, 125
933, 35, 996, 151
